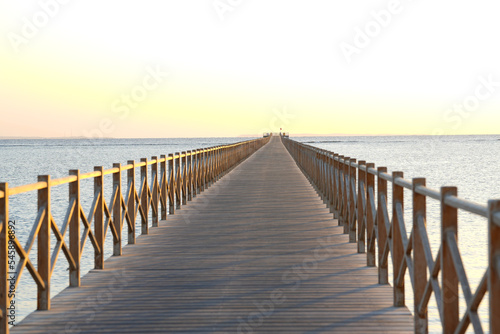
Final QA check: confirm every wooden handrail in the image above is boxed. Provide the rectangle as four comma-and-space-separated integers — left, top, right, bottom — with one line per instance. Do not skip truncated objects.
0, 139, 263, 200
0, 136, 270, 334
281, 135, 499, 334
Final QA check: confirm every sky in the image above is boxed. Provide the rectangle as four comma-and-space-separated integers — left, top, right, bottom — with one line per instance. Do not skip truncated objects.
1, 0, 499, 138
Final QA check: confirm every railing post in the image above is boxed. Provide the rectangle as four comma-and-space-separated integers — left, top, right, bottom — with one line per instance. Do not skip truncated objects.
328, 154, 334, 213
322, 152, 328, 201
181, 152, 187, 205
160, 156, 167, 220
197, 151, 202, 192
320, 152, 325, 199
191, 151, 197, 197
210, 149, 214, 186
441, 186, 458, 332
140, 158, 149, 234
151, 157, 159, 227
0, 183, 8, 334
94, 167, 104, 269
214, 148, 220, 181
349, 158, 357, 242
333, 154, 339, 220
204, 149, 209, 188
377, 167, 388, 284
127, 161, 136, 244
213, 149, 217, 175
37, 175, 50, 310
199, 150, 205, 193
366, 163, 375, 266
196, 150, 201, 195
187, 151, 193, 202
413, 178, 427, 333
113, 164, 122, 255
341, 156, 349, 232
69, 170, 80, 287
204, 150, 209, 190
314, 152, 319, 188
357, 161, 366, 253
392, 171, 404, 307
209, 149, 214, 185
488, 199, 500, 334
175, 153, 181, 209
168, 154, 175, 215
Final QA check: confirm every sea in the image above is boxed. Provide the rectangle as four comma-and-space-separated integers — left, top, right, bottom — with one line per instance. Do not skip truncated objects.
1, 135, 499, 333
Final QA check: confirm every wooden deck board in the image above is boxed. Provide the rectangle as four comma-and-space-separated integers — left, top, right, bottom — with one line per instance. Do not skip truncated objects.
11, 136, 413, 333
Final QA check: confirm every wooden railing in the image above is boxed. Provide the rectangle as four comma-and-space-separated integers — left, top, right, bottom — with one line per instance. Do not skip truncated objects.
282, 136, 500, 334
0, 136, 270, 333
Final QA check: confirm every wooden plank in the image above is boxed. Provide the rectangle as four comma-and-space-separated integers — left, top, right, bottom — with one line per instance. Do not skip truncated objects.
11, 137, 412, 333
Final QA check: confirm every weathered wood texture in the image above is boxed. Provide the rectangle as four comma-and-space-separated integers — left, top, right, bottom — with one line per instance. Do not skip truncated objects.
11, 137, 412, 333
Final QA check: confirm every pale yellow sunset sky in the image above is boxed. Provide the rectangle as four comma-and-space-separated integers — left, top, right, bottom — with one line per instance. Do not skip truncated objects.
1, 1, 499, 138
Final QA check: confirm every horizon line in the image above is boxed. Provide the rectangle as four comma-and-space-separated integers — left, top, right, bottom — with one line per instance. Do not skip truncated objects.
0, 133, 499, 140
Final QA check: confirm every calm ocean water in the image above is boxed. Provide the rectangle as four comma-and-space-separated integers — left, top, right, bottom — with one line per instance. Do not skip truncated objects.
1, 135, 499, 332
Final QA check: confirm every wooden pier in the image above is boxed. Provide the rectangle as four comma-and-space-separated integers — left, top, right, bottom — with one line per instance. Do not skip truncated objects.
4, 136, 413, 333
1, 135, 499, 333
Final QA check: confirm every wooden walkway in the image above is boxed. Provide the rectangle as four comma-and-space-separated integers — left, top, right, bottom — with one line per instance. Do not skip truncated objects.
12, 137, 413, 333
